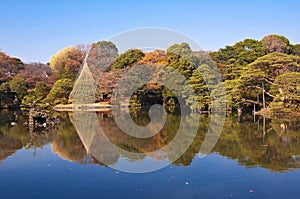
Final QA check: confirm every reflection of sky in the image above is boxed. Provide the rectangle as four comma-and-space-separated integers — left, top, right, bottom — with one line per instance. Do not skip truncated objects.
1, 146, 300, 199
112, 156, 170, 172
0, 144, 63, 169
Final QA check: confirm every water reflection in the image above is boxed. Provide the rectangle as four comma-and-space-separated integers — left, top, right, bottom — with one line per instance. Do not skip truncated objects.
0, 110, 54, 161
1, 109, 300, 172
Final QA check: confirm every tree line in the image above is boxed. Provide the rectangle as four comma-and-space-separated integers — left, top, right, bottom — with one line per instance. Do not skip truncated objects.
0, 34, 300, 112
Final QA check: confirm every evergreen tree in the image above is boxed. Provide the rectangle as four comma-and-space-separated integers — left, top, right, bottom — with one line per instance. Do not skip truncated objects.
44, 78, 74, 104
182, 69, 210, 111
8, 78, 28, 99
270, 72, 300, 111
111, 49, 144, 69
210, 39, 266, 80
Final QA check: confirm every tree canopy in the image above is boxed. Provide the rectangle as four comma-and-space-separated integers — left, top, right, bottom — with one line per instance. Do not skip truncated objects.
1, 34, 300, 113
111, 49, 144, 69
292, 44, 300, 56
44, 78, 74, 104
210, 39, 266, 80
261, 34, 292, 54
87, 40, 118, 72
270, 72, 300, 111
138, 50, 167, 66
8, 78, 28, 99
0, 52, 24, 83
50, 45, 87, 80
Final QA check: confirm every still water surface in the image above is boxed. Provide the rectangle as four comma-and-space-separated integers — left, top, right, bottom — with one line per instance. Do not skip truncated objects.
0, 109, 300, 198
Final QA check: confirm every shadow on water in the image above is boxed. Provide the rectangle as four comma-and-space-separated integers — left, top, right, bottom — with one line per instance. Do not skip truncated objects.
1, 109, 300, 172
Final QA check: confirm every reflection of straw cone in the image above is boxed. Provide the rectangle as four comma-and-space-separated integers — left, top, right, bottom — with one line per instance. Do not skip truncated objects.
70, 111, 120, 166
69, 112, 97, 153
89, 132, 119, 166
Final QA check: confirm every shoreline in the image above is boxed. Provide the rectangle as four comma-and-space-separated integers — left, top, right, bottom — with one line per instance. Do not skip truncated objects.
254, 109, 300, 116
53, 102, 130, 112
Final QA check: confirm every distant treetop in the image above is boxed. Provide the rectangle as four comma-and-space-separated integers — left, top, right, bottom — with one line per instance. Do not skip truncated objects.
261, 34, 292, 54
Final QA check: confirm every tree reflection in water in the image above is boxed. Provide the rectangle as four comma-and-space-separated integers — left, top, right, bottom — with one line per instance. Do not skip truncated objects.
1, 109, 300, 172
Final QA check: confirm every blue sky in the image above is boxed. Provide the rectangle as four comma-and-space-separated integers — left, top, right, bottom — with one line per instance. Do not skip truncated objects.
0, 0, 299, 63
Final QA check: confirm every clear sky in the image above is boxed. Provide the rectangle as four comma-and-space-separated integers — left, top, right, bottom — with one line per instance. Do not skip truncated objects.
0, 0, 299, 63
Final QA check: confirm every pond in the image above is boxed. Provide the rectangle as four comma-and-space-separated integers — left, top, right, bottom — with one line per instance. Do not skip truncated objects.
0, 109, 300, 198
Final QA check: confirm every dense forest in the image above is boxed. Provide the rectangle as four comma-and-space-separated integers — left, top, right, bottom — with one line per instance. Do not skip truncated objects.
1, 34, 300, 113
